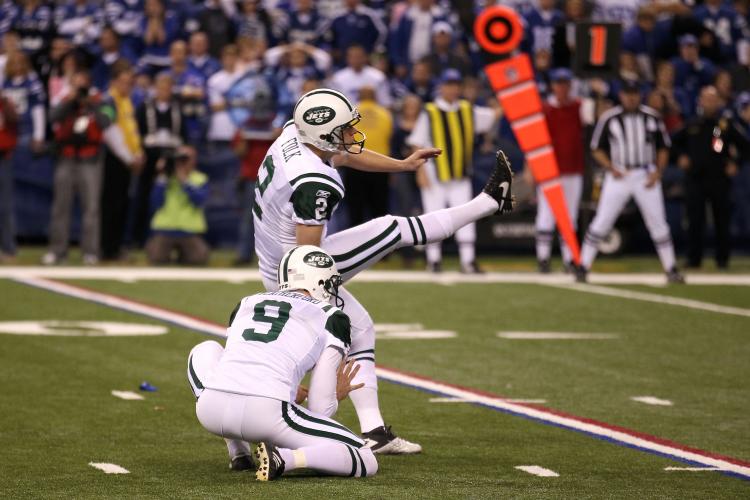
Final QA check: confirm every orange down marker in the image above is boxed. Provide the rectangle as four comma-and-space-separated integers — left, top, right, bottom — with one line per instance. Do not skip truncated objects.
475, 6, 581, 264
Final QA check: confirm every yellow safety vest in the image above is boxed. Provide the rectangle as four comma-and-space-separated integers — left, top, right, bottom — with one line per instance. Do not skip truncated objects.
424, 100, 474, 182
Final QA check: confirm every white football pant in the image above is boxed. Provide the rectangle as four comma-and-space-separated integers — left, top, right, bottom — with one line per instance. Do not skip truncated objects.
580, 169, 676, 271
535, 174, 583, 264
188, 341, 377, 478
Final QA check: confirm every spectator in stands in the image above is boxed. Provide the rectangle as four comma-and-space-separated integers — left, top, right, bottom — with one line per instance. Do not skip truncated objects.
207, 44, 241, 145
730, 41, 750, 91
0, 89, 17, 263
389, 0, 449, 79
673, 86, 749, 269
408, 68, 500, 274
524, 0, 564, 56
326, 0, 387, 63
91, 26, 136, 91
396, 58, 434, 103
0, 31, 21, 87
169, 40, 208, 144
329, 44, 391, 107
3, 49, 45, 154
47, 47, 82, 108
54, 0, 103, 54
425, 22, 473, 78
145, 144, 210, 265
99, 58, 144, 261
13, 0, 54, 67
234, 0, 282, 48
344, 85, 393, 227
592, 0, 641, 31
694, 0, 747, 64
104, 0, 144, 58
714, 69, 735, 104
188, 31, 221, 81
622, 5, 659, 82
264, 41, 330, 101
43, 69, 106, 265
236, 36, 265, 73
672, 34, 717, 117
134, 72, 186, 247
287, 0, 323, 46
650, 60, 688, 132
192, 0, 236, 59
550, 0, 590, 69
140, 0, 180, 75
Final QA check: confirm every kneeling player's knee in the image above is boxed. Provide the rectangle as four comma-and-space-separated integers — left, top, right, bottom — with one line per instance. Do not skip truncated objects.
359, 447, 378, 477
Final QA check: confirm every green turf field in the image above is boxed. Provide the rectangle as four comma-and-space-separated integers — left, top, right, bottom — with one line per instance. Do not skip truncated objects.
1, 270, 749, 499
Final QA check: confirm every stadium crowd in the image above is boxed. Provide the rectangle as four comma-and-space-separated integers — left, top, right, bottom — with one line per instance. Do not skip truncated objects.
0, 0, 748, 268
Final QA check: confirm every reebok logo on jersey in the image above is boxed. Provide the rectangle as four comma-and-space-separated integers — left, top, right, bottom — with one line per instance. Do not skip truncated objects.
303, 106, 336, 125
303, 251, 333, 268
315, 190, 331, 198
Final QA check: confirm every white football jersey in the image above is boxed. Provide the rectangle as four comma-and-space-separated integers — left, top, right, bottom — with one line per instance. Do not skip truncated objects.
253, 121, 345, 284
206, 291, 351, 402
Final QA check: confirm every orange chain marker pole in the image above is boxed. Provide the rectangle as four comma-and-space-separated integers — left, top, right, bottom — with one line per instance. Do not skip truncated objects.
474, 6, 581, 264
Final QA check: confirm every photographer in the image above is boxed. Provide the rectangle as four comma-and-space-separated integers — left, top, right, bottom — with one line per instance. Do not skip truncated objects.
135, 72, 186, 247
145, 145, 210, 265
43, 69, 107, 265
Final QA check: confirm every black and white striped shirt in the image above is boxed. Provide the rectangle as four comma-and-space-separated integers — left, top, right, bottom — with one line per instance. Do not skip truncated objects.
590, 105, 671, 169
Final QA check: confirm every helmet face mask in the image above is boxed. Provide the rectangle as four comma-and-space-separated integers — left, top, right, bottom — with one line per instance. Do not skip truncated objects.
294, 89, 367, 154
277, 245, 345, 307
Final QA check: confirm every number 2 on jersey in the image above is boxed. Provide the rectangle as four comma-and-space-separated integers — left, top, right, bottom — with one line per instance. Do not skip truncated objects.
256, 156, 276, 196
242, 300, 291, 343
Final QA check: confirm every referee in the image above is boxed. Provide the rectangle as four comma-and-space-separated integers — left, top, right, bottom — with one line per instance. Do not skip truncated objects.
576, 80, 684, 283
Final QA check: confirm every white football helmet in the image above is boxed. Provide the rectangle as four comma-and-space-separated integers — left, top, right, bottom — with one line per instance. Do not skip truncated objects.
277, 245, 344, 305
293, 88, 366, 154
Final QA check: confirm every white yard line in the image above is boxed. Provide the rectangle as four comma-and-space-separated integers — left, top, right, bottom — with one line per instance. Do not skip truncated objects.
2, 266, 750, 285
497, 332, 619, 340
14, 276, 750, 480
88, 463, 130, 474
515, 465, 560, 477
631, 396, 673, 406
111, 390, 144, 401
547, 283, 750, 319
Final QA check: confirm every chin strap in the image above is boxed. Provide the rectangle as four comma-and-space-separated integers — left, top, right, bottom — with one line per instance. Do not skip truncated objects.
323, 275, 345, 309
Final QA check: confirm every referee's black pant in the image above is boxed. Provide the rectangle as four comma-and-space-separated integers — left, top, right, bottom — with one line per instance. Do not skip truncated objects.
685, 178, 731, 268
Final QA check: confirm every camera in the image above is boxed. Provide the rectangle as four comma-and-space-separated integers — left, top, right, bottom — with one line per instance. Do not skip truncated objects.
158, 148, 191, 176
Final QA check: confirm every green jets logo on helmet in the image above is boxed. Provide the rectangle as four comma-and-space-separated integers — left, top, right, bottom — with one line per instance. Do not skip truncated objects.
303, 251, 333, 268
303, 106, 336, 125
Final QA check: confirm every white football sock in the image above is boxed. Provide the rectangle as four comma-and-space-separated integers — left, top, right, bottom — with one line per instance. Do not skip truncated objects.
458, 242, 475, 266
225, 438, 251, 459
279, 444, 377, 477
348, 386, 384, 433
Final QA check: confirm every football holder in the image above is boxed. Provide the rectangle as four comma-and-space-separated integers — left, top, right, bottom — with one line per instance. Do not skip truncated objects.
475, 6, 581, 264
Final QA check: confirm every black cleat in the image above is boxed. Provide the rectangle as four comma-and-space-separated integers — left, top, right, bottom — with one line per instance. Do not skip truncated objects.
362, 425, 422, 454
426, 261, 442, 273
666, 267, 685, 284
483, 150, 514, 215
229, 454, 254, 471
538, 259, 551, 274
254, 442, 285, 481
574, 265, 588, 283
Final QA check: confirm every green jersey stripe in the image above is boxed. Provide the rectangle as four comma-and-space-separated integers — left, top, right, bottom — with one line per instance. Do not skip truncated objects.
289, 173, 345, 194
414, 216, 427, 245
288, 401, 358, 436
348, 348, 374, 357
252, 201, 263, 221
188, 355, 204, 390
281, 246, 301, 283
406, 217, 418, 245
346, 446, 357, 477
349, 356, 375, 362
338, 232, 401, 275
283, 119, 294, 129
331, 220, 398, 263
282, 402, 363, 447
355, 449, 367, 477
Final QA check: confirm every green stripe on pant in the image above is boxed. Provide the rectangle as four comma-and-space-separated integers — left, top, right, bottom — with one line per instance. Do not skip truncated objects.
281, 401, 364, 448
